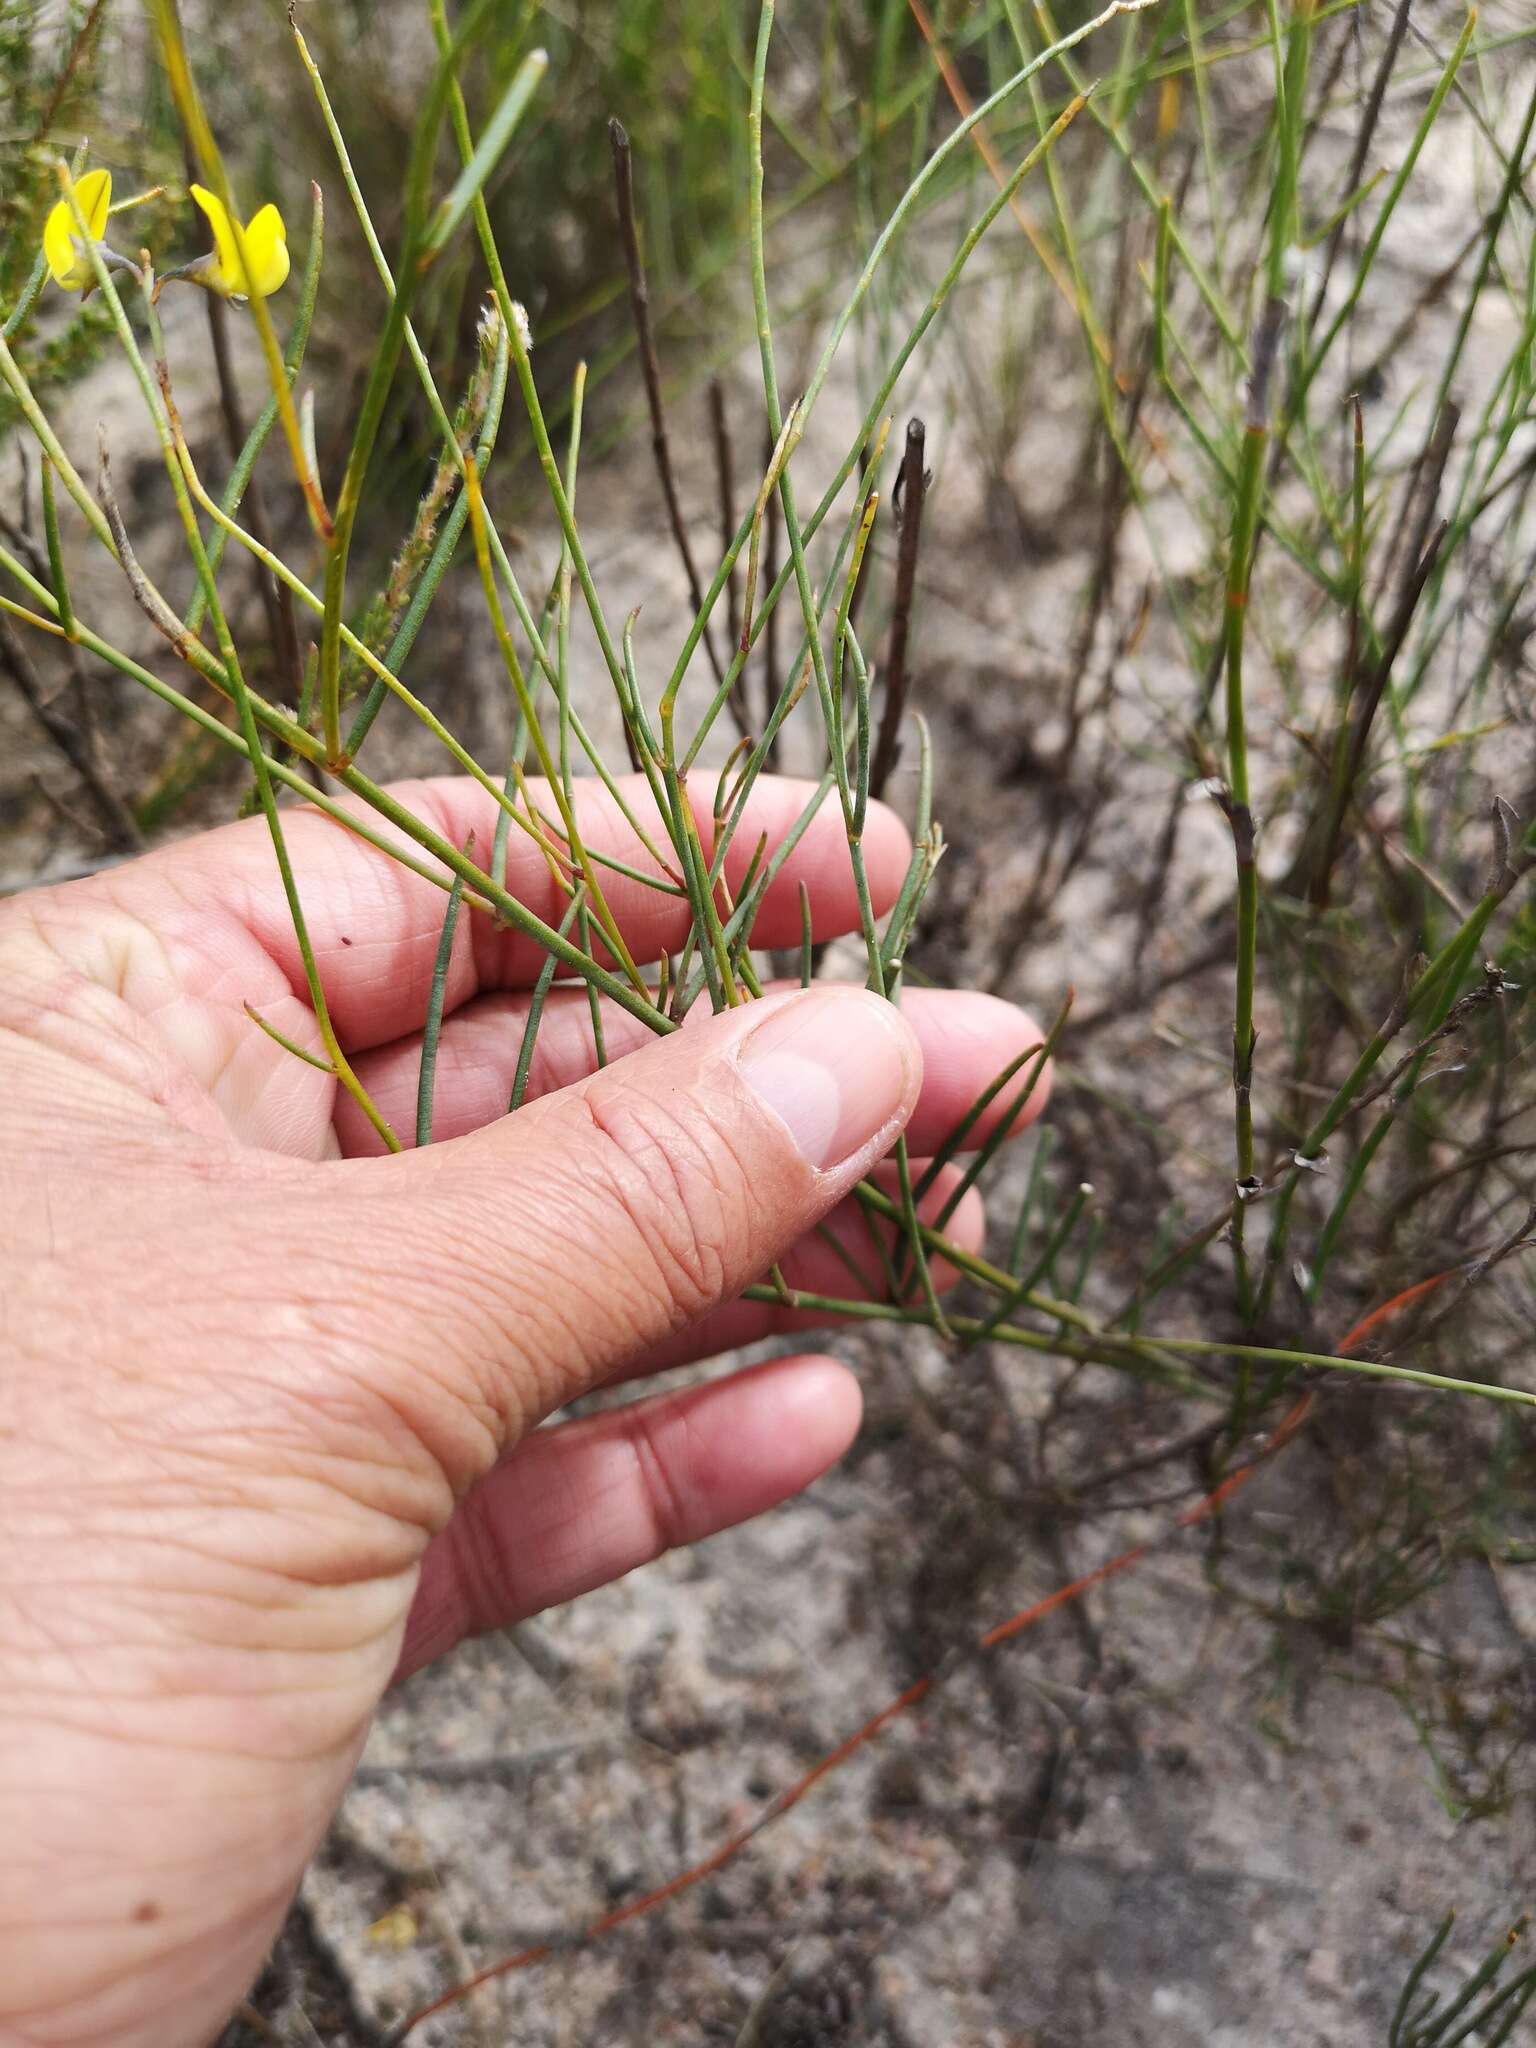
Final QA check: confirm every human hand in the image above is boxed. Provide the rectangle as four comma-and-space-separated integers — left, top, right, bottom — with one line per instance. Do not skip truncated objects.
0, 774, 1048, 2048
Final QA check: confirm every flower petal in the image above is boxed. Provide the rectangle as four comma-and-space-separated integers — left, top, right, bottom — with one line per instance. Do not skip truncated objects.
243, 203, 290, 296
42, 200, 77, 286
80, 167, 112, 241
190, 183, 240, 291
43, 168, 112, 290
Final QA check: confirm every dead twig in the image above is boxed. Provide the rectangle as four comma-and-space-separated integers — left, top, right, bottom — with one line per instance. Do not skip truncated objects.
0, 612, 140, 851
1304, 518, 1450, 910
97, 431, 207, 664
609, 119, 736, 718
870, 417, 928, 801
709, 374, 742, 659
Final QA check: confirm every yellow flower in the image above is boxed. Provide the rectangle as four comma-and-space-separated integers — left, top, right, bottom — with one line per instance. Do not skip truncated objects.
189, 185, 289, 299
43, 168, 113, 291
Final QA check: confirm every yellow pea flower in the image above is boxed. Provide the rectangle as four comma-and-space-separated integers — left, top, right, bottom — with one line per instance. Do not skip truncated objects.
189, 185, 290, 299
43, 168, 113, 291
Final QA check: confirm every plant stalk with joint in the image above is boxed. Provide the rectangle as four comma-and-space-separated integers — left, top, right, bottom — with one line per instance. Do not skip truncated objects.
1225, 295, 1285, 1320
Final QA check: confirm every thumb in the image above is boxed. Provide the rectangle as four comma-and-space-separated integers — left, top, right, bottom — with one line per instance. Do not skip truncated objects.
371, 985, 921, 1449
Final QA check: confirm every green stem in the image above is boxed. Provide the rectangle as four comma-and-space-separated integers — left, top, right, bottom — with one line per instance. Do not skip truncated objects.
739, 1287, 1536, 1411
416, 863, 468, 1148
39, 457, 75, 641
1224, 297, 1283, 1318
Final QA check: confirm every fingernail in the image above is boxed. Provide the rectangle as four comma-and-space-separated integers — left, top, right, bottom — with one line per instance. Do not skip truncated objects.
737, 988, 918, 1173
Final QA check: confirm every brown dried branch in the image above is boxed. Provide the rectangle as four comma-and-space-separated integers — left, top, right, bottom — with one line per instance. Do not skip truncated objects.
1304, 518, 1451, 910
97, 432, 205, 663
608, 119, 736, 715
0, 612, 139, 850
709, 374, 741, 655
870, 417, 928, 801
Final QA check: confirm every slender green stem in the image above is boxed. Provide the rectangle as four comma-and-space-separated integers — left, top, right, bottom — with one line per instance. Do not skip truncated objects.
510, 893, 586, 1112
1224, 298, 1283, 1317
39, 458, 75, 642
244, 1004, 337, 1074
739, 1285, 1536, 1410
914, 994, 1070, 1211
1, 247, 50, 341
417, 863, 468, 1148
